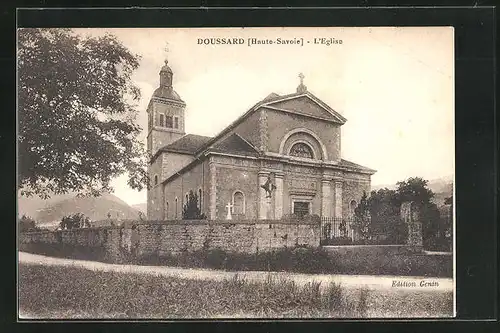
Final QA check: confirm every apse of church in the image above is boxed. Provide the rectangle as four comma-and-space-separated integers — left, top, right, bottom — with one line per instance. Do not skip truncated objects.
147, 61, 375, 221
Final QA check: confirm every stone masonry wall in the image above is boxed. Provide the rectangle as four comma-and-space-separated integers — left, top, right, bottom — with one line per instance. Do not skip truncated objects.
19, 220, 321, 260
132, 220, 319, 256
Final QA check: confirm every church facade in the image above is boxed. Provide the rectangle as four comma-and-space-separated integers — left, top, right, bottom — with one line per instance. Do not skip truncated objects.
147, 61, 376, 221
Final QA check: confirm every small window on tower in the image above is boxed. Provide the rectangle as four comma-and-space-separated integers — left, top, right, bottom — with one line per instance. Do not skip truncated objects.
159, 114, 165, 127
174, 116, 179, 129
165, 116, 173, 128
154, 175, 158, 185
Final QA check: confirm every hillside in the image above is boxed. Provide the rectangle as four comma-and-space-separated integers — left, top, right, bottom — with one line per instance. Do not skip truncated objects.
371, 176, 453, 206
18, 192, 142, 226
18, 193, 75, 219
131, 203, 147, 215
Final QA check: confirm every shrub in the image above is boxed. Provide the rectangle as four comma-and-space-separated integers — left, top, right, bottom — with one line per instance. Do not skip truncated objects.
182, 190, 206, 220
281, 213, 300, 221
60, 213, 91, 230
19, 215, 38, 233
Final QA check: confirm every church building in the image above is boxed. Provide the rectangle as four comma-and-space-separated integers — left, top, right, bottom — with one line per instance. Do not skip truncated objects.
147, 60, 376, 221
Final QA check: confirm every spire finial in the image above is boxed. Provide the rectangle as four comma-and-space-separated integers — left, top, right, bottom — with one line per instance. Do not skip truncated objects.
164, 59, 168, 66
297, 72, 307, 93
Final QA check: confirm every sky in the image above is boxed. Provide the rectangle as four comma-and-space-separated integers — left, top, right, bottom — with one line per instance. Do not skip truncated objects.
74, 27, 454, 206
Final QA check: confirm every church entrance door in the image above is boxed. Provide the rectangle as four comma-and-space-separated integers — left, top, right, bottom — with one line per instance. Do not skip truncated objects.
293, 201, 310, 218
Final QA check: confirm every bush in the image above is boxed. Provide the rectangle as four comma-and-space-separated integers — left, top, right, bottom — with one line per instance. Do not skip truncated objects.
60, 213, 91, 230
19, 215, 38, 233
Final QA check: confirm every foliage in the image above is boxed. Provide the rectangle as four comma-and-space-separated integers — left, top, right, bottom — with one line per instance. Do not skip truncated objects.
18, 28, 149, 199
59, 213, 91, 230
20, 241, 453, 277
20, 263, 373, 318
19, 215, 38, 233
281, 213, 300, 221
395, 177, 434, 205
182, 190, 206, 220
352, 191, 371, 240
347, 177, 444, 249
420, 202, 444, 250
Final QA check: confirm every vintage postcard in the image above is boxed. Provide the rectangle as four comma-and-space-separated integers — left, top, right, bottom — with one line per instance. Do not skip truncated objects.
18, 27, 455, 319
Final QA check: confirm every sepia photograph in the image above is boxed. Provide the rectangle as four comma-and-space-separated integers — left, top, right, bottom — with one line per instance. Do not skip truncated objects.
17, 27, 455, 319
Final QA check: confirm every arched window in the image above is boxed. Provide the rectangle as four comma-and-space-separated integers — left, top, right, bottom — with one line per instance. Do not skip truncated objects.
233, 191, 245, 216
175, 197, 178, 219
166, 115, 173, 128
165, 201, 169, 219
159, 114, 165, 127
154, 175, 158, 186
289, 142, 314, 159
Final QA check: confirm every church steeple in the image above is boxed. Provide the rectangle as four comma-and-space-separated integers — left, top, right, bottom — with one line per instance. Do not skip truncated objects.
160, 59, 173, 87
147, 59, 186, 158
296, 72, 307, 93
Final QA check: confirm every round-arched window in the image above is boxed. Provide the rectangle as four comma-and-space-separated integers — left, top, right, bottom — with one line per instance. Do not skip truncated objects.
233, 191, 245, 215
289, 142, 314, 159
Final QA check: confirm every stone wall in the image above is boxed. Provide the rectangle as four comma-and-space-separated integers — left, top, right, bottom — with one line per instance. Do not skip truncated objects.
19, 227, 125, 260
163, 160, 209, 220
19, 219, 321, 260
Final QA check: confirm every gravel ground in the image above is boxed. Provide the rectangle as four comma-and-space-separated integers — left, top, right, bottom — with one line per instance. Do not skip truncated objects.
19, 251, 454, 292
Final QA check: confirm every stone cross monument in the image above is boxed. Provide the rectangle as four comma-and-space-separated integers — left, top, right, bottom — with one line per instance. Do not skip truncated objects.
225, 202, 233, 220
400, 201, 423, 248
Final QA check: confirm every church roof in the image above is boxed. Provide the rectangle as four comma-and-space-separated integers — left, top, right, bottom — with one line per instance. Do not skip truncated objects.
207, 133, 259, 156
338, 159, 376, 174
158, 134, 213, 155
152, 86, 184, 102
192, 90, 346, 157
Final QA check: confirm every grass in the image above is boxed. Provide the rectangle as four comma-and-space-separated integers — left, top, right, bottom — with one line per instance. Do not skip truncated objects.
19, 263, 368, 319
19, 263, 454, 319
19, 242, 453, 277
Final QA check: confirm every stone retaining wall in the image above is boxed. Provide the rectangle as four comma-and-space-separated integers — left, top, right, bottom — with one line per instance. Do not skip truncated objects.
19, 219, 321, 261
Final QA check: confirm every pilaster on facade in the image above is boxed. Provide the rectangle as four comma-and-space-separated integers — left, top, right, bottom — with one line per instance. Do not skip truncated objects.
209, 160, 217, 220
321, 178, 333, 217
334, 180, 343, 218
258, 171, 270, 219
258, 109, 268, 152
274, 173, 284, 219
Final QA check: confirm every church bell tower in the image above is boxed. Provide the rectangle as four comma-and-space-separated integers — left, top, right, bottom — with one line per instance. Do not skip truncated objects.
146, 59, 186, 157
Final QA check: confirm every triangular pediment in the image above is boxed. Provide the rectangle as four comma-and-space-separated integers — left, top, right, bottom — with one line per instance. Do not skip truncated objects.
262, 93, 346, 124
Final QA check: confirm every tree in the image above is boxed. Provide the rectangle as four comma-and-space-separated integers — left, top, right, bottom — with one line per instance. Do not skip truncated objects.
353, 191, 371, 240
182, 190, 206, 220
368, 188, 400, 223
19, 215, 38, 233
18, 28, 149, 199
368, 188, 406, 243
396, 177, 443, 249
395, 177, 434, 205
59, 213, 91, 230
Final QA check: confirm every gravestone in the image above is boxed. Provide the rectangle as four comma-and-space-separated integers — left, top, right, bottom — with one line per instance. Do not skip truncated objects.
400, 201, 423, 247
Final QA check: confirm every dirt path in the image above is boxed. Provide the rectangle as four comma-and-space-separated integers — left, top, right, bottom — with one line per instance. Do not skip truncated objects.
18, 251, 453, 292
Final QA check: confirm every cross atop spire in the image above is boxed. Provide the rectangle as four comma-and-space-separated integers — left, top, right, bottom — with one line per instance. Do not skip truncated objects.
296, 72, 307, 93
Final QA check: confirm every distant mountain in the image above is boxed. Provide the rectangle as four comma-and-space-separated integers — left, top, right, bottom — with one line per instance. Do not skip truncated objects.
18, 192, 75, 219
371, 176, 453, 206
131, 203, 147, 215
18, 192, 142, 226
